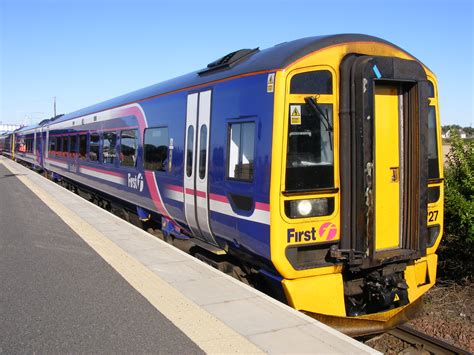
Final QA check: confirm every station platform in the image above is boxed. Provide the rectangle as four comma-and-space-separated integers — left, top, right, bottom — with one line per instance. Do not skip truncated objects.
0, 156, 379, 354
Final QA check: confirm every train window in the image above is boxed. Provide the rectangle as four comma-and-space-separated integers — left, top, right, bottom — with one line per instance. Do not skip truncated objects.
103, 132, 117, 164
57, 136, 63, 153
89, 133, 100, 162
49, 137, 56, 153
120, 129, 138, 167
70, 135, 77, 157
79, 134, 87, 160
144, 127, 168, 171
199, 125, 208, 179
62, 136, 69, 154
186, 126, 194, 178
286, 103, 334, 191
427, 81, 435, 98
428, 106, 439, 179
227, 122, 255, 181
290, 70, 332, 95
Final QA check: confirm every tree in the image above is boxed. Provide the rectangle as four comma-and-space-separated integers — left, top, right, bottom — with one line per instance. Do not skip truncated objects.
438, 130, 474, 282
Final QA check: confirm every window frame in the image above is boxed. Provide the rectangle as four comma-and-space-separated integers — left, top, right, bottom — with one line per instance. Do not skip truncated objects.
198, 124, 208, 180
49, 136, 56, 153
186, 125, 195, 178
143, 126, 169, 172
225, 120, 256, 183
88, 132, 101, 162
119, 129, 139, 168
102, 131, 118, 165
290, 69, 333, 95
69, 134, 78, 158
78, 133, 87, 160
283, 66, 338, 194
285, 102, 335, 192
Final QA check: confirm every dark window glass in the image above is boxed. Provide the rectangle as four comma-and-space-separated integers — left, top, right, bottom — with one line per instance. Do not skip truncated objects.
286, 103, 334, 191
70, 135, 77, 156
427, 81, 435, 98
103, 132, 117, 164
79, 134, 87, 160
227, 122, 255, 181
49, 137, 56, 152
428, 186, 440, 203
428, 106, 439, 179
290, 70, 332, 94
144, 127, 168, 171
186, 126, 194, 177
199, 125, 208, 179
120, 129, 138, 167
62, 136, 69, 153
57, 136, 63, 153
89, 133, 100, 162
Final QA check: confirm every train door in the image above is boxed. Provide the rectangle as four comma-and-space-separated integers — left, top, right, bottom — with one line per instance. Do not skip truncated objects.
374, 85, 401, 250
339, 55, 430, 263
184, 90, 218, 246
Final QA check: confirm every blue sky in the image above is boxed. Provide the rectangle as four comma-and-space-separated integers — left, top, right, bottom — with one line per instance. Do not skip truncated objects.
1, 0, 473, 127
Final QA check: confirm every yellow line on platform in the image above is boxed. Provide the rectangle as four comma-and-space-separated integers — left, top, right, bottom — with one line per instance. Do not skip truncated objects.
0, 158, 263, 354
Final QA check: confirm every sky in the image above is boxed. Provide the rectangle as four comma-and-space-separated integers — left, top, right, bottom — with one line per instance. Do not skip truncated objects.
0, 0, 473, 127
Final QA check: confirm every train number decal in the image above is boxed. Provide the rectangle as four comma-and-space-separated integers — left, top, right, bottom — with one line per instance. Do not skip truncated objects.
428, 210, 438, 222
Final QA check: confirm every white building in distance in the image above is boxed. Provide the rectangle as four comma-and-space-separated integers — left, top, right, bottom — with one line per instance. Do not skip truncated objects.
0, 123, 22, 134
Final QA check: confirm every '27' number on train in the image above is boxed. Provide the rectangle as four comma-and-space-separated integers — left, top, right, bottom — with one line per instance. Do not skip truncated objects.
428, 210, 438, 222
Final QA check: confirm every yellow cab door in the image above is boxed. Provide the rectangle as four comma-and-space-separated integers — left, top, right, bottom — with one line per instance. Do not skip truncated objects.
374, 85, 401, 250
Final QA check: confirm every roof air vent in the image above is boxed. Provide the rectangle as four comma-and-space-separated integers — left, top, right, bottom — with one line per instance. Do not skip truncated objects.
198, 48, 259, 75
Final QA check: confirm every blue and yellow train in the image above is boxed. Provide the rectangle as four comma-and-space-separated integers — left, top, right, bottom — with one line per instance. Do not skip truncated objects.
1, 34, 444, 335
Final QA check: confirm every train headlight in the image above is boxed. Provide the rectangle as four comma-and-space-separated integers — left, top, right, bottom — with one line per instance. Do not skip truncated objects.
285, 198, 334, 219
297, 200, 312, 216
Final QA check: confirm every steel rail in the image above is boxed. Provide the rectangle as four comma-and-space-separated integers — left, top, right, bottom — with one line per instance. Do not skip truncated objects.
388, 324, 471, 355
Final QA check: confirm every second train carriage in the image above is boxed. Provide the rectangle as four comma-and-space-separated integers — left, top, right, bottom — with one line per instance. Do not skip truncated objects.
10, 34, 444, 334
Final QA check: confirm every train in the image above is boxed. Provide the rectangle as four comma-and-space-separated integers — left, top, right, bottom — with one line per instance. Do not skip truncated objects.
1, 34, 444, 335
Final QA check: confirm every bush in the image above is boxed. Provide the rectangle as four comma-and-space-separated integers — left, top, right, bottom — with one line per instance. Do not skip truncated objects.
438, 131, 474, 282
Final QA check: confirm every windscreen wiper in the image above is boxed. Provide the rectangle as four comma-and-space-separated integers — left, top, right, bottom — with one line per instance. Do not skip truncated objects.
304, 96, 333, 132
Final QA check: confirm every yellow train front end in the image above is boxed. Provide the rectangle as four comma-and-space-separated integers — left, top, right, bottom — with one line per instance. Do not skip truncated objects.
269, 41, 444, 335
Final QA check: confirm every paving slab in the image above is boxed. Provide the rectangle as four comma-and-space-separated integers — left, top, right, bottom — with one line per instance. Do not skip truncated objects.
1, 157, 379, 354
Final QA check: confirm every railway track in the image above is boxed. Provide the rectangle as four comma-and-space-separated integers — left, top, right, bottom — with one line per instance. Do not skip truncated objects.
388, 324, 471, 354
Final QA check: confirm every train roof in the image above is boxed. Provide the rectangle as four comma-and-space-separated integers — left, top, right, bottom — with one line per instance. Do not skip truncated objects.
50, 34, 418, 125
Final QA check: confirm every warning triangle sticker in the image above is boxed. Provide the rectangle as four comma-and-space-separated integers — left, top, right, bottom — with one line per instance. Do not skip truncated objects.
291, 107, 300, 116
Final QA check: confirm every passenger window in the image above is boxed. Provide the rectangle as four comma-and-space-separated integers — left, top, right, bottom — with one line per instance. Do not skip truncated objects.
290, 70, 332, 94
227, 122, 255, 181
70, 135, 77, 157
49, 137, 56, 153
199, 125, 208, 180
62, 136, 69, 155
144, 127, 168, 171
286, 103, 334, 191
89, 133, 100, 162
103, 132, 117, 164
79, 134, 87, 160
186, 126, 194, 177
428, 107, 439, 179
57, 137, 63, 155
120, 129, 138, 167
